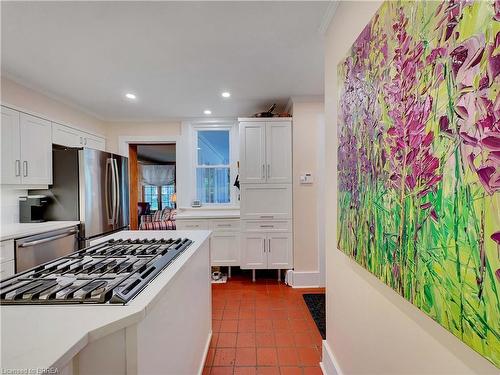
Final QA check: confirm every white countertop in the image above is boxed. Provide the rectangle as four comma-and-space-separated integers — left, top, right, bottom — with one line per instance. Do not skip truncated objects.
0, 221, 81, 241
0, 230, 211, 371
176, 207, 240, 219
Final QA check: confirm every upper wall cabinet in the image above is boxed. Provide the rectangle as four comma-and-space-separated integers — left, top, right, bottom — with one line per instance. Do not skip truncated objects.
240, 122, 267, 183
52, 122, 105, 151
239, 120, 292, 184
1, 106, 52, 185
1, 107, 21, 184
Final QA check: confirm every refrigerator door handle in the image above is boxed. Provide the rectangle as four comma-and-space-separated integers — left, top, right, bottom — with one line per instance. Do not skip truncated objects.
112, 158, 120, 225
105, 158, 115, 225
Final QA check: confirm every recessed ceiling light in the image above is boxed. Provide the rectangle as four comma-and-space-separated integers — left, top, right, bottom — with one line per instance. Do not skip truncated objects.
221, 91, 231, 98
204, 110, 212, 115
125, 93, 136, 100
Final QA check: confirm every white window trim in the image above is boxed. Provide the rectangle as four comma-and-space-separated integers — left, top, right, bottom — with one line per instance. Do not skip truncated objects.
180, 119, 239, 208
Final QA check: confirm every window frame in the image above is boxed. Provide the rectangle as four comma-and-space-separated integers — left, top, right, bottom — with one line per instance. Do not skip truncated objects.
189, 121, 238, 207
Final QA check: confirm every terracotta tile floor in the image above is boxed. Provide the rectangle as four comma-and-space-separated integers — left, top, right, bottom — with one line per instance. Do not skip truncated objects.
204, 275, 325, 375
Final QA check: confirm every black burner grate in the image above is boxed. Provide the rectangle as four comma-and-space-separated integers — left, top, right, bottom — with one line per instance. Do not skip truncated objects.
0, 238, 193, 305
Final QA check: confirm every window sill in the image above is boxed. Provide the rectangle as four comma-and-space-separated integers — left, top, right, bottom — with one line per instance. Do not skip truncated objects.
178, 205, 240, 211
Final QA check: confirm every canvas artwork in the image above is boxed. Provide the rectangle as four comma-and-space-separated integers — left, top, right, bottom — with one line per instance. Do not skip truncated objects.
337, 0, 500, 367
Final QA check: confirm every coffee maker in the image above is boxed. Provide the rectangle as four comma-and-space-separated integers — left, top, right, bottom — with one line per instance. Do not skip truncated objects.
19, 195, 49, 223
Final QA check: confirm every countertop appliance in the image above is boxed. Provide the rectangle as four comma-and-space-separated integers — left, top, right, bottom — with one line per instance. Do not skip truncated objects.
32, 147, 129, 247
15, 226, 79, 273
19, 195, 49, 223
1, 238, 193, 304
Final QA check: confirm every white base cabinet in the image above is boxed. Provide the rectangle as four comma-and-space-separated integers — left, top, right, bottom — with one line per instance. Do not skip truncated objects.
0, 240, 15, 279
240, 222, 292, 270
176, 218, 240, 266
211, 232, 240, 266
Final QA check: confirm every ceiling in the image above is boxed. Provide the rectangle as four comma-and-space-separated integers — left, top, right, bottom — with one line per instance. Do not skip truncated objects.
137, 144, 176, 164
1, 1, 331, 121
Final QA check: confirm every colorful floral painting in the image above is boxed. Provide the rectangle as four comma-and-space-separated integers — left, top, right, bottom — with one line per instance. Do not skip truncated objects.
337, 0, 500, 367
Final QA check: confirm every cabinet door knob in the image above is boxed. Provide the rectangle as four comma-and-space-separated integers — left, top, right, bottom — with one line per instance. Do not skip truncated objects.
23, 161, 28, 177
263, 238, 266, 252
84, 138, 87, 145
80, 137, 83, 144
267, 164, 270, 178
268, 239, 271, 252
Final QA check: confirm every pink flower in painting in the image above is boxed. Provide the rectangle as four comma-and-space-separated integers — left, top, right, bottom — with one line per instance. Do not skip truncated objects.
450, 35, 485, 89
454, 32, 500, 195
384, 8, 442, 203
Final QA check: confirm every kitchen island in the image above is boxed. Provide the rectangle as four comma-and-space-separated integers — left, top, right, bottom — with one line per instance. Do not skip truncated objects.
0, 230, 212, 375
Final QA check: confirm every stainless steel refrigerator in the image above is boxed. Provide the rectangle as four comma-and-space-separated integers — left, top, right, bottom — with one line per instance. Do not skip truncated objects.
33, 147, 129, 247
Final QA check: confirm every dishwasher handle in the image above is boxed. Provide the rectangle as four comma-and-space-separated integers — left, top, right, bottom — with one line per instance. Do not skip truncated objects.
18, 229, 78, 248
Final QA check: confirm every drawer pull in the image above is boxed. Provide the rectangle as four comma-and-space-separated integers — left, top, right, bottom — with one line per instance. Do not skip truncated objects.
260, 215, 274, 219
217, 224, 232, 227
260, 225, 274, 228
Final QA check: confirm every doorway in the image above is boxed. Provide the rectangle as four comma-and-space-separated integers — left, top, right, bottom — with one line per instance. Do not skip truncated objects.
129, 143, 176, 229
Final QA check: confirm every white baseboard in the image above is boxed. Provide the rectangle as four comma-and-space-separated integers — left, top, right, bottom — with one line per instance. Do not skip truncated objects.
320, 340, 343, 375
286, 270, 322, 288
198, 331, 212, 375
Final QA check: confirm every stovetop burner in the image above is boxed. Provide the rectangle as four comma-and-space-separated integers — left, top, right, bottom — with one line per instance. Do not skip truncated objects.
0, 238, 193, 305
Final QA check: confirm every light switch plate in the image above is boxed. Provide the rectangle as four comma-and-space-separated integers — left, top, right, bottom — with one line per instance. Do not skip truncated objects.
299, 173, 314, 184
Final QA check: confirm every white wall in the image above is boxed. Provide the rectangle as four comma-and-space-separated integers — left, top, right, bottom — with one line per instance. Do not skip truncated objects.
104, 122, 181, 155
291, 100, 324, 286
1, 77, 106, 135
0, 188, 26, 225
323, 2, 498, 374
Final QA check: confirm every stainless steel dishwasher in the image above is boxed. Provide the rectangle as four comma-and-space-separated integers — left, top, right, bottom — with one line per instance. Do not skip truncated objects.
15, 226, 79, 273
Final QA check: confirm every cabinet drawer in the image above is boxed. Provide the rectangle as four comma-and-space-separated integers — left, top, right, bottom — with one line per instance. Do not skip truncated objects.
242, 220, 291, 232
211, 219, 240, 232
176, 219, 210, 230
0, 260, 15, 280
0, 239, 15, 264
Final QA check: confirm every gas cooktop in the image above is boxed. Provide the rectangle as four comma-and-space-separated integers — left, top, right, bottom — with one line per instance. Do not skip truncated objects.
0, 238, 193, 305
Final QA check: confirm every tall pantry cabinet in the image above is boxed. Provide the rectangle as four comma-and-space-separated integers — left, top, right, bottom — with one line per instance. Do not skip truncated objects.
239, 118, 293, 276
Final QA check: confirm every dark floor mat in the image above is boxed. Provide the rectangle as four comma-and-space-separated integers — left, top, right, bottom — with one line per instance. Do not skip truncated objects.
303, 293, 326, 339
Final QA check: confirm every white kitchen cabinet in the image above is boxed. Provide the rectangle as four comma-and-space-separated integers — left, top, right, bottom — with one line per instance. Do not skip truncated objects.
239, 122, 266, 184
0, 240, 15, 279
266, 121, 292, 183
1, 107, 21, 184
240, 231, 292, 270
240, 184, 292, 220
241, 232, 267, 269
176, 217, 240, 267
52, 122, 82, 147
238, 118, 293, 273
210, 232, 240, 266
20, 113, 52, 185
83, 133, 106, 151
1, 107, 52, 186
239, 119, 292, 184
176, 219, 210, 230
52, 122, 106, 151
267, 232, 293, 269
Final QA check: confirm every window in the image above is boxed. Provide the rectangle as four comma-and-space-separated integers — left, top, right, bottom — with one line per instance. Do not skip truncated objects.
143, 184, 176, 211
143, 185, 159, 211
161, 185, 176, 208
196, 130, 230, 204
